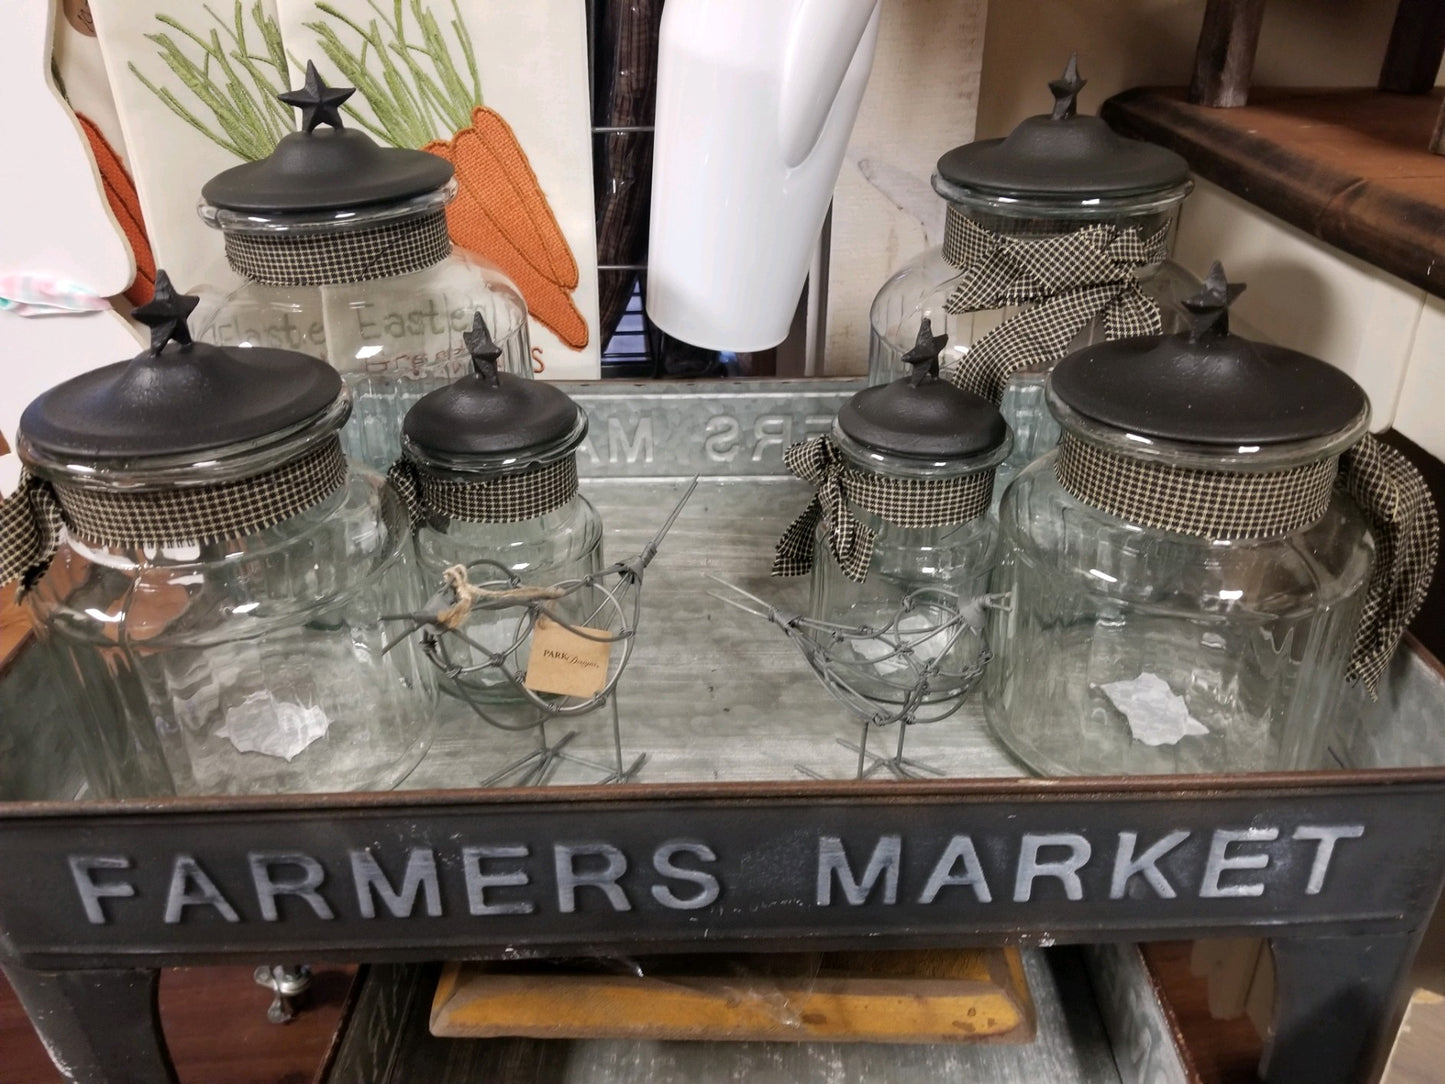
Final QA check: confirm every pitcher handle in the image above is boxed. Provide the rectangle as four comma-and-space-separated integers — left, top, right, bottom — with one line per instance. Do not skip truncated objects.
777, 0, 880, 169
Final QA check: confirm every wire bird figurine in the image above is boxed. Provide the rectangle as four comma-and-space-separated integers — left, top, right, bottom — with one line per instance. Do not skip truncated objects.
709, 577, 1009, 780
384, 478, 699, 786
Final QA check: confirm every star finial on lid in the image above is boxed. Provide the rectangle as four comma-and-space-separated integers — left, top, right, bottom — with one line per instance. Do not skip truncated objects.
1049, 53, 1086, 121
131, 271, 200, 356
279, 61, 355, 134
464, 312, 503, 386
1182, 261, 1247, 341
901, 317, 948, 387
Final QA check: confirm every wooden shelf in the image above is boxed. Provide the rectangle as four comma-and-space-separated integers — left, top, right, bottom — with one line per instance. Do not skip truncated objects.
1101, 87, 1445, 300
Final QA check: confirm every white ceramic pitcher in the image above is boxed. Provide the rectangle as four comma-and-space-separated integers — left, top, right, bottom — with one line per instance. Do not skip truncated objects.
647, 0, 880, 352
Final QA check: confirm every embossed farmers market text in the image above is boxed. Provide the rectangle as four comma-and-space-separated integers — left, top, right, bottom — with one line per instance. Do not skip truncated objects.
63, 823, 1365, 926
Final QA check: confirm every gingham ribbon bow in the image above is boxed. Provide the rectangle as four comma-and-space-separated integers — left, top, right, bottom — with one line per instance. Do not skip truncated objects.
772, 436, 875, 582
0, 473, 64, 590
1341, 435, 1440, 695
773, 437, 996, 583
0, 437, 348, 592
941, 210, 1170, 403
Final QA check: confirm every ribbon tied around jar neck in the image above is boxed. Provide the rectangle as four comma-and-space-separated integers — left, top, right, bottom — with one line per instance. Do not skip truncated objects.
940, 210, 1170, 404
1, 438, 348, 593
387, 454, 580, 529
772, 435, 995, 583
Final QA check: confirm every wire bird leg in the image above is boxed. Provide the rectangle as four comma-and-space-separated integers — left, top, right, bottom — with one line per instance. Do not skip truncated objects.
709, 576, 1008, 781
384, 478, 697, 786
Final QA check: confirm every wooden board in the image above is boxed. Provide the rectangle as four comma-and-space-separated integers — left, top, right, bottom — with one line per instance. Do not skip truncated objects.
430, 948, 1035, 1045
0, 586, 31, 679
1102, 87, 1445, 301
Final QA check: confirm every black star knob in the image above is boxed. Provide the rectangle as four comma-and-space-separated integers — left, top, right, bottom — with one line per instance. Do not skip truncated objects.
901, 317, 948, 387
1182, 261, 1247, 341
132, 271, 200, 355
464, 312, 503, 385
1049, 53, 1086, 121
279, 61, 355, 134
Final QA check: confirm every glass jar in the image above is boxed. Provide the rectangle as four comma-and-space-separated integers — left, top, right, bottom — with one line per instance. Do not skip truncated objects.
192, 66, 531, 471
867, 57, 1195, 497
394, 317, 603, 702
7, 277, 437, 797
987, 267, 1376, 776
779, 321, 1011, 706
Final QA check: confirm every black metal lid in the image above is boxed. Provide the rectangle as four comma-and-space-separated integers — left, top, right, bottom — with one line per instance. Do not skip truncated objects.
837, 320, 1008, 459
403, 314, 582, 457
935, 55, 1189, 200
1051, 263, 1369, 445
19, 272, 342, 459
201, 62, 453, 215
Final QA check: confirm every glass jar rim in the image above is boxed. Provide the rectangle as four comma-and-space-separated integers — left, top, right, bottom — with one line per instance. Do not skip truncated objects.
401, 410, 590, 481
931, 175, 1193, 221
18, 392, 352, 491
830, 418, 1013, 480
1045, 386, 1371, 471
198, 180, 456, 235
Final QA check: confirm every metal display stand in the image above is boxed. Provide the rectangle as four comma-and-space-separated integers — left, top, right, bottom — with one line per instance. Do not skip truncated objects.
1, 380, 1442, 1084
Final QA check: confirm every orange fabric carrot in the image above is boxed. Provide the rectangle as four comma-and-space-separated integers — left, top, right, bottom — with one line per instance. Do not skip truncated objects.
77, 113, 155, 307
425, 107, 588, 349
466, 107, 578, 289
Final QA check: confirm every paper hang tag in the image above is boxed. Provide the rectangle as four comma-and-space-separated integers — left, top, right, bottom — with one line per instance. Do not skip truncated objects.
523, 615, 612, 699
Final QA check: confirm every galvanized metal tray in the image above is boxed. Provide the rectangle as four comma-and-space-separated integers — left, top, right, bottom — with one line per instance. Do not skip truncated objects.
1, 380, 1442, 1084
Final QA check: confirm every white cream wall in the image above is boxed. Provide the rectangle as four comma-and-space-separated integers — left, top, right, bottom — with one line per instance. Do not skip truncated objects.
973, 0, 1443, 454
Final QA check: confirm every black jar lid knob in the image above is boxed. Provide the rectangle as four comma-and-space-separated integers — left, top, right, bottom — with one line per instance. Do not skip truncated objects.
1049, 52, 1085, 121
902, 317, 948, 387
464, 312, 503, 386
132, 271, 200, 354
1182, 261, 1247, 341
278, 60, 354, 133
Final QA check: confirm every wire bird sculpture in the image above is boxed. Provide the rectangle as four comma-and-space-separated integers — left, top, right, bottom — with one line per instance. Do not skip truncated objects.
709, 577, 1009, 780
384, 478, 698, 786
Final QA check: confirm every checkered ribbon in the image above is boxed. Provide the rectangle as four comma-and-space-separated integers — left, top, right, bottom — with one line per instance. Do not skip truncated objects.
772, 436, 995, 582
1055, 433, 1339, 539
223, 210, 452, 286
1340, 435, 1440, 694
1056, 431, 1438, 696
0, 438, 348, 589
940, 209, 1170, 403
388, 455, 579, 526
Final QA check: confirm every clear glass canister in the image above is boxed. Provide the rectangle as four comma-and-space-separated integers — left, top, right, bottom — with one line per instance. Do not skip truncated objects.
867, 58, 1196, 496
987, 270, 1377, 775
396, 329, 603, 702
808, 425, 1010, 705
781, 324, 1013, 707
192, 67, 531, 471
12, 283, 437, 797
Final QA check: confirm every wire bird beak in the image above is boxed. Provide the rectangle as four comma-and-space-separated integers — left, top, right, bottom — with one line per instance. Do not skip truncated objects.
704, 574, 800, 629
